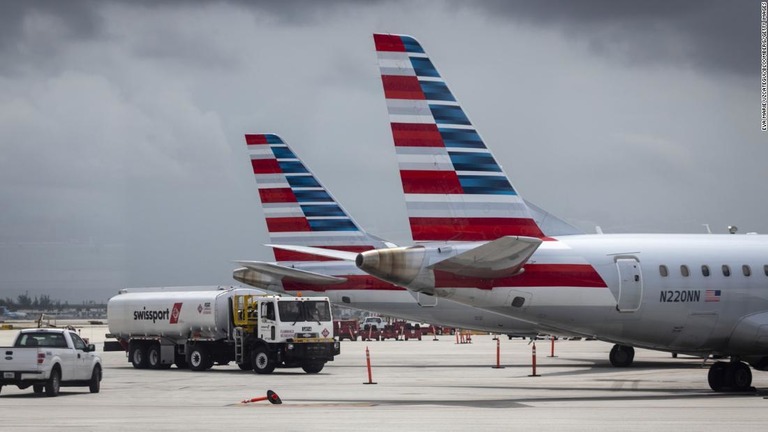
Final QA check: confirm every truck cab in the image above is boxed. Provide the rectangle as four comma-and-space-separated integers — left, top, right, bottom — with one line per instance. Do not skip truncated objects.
232, 295, 339, 374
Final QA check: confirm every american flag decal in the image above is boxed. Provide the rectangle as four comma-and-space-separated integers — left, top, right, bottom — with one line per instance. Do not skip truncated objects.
705, 290, 721, 302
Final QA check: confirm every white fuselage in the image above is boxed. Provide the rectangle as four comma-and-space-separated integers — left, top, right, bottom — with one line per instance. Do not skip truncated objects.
426, 234, 768, 356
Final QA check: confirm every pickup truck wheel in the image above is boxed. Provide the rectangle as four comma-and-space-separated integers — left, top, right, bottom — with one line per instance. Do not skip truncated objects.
301, 361, 325, 374
45, 368, 60, 397
251, 346, 275, 374
188, 345, 212, 371
33, 384, 44, 394
130, 344, 149, 369
89, 365, 102, 393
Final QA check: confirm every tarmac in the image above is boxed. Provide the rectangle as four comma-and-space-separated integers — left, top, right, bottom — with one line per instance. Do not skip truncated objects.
2, 325, 768, 431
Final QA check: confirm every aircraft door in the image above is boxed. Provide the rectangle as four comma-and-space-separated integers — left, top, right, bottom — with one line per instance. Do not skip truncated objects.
616, 258, 642, 312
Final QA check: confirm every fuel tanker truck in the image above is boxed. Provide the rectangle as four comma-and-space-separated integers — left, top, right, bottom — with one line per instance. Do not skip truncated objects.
107, 287, 340, 374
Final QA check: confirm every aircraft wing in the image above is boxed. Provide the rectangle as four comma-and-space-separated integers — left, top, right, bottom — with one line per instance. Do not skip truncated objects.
264, 244, 359, 261
430, 236, 542, 278
235, 260, 347, 285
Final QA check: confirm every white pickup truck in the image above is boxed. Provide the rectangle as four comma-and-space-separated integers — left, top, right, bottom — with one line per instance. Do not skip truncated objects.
0, 328, 102, 397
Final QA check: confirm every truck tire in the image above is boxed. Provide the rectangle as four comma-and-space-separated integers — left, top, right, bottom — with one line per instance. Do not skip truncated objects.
301, 361, 325, 374
33, 384, 44, 394
251, 346, 275, 374
130, 343, 149, 369
148, 344, 162, 369
237, 358, 253, 371
45, 367, 61, 397
188, 345, 212, 371
89, 365, 102, 393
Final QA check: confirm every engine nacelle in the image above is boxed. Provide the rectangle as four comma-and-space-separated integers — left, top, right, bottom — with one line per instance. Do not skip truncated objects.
356, 246, 436, 293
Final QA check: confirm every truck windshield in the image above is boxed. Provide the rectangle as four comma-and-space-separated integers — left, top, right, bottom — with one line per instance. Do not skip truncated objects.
277, 301, 331, 323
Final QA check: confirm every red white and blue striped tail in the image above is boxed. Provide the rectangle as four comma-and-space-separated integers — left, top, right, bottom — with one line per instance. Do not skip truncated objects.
245, 133, 388, 261
374, 33, 545, 242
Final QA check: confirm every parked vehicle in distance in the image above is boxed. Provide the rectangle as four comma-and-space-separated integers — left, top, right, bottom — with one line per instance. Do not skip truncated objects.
361, 316, 386, 330
0, 328, 102, 397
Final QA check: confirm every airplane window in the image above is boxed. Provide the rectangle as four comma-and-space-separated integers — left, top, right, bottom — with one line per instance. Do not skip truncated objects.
764, 265, 768, 276
659, 265, 668, 277
701, 265, 710, 277
722, 265, 731, 277
680, 265, 690, 277
743, 265, 751, 277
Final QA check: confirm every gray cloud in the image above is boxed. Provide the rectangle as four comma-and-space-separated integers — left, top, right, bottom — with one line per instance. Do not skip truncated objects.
459, 0, 758, 76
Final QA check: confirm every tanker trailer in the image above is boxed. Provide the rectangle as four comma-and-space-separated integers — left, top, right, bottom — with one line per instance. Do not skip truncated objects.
107, 287, 340, 373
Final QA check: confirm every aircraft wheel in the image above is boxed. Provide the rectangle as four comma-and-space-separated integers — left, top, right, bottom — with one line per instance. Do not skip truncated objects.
708, 361, 728, 392
609, 344, 635, 367
726, 361, 753, 391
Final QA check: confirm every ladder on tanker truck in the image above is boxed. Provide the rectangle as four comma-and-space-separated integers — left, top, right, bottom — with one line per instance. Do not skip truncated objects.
232, 294, 264, 364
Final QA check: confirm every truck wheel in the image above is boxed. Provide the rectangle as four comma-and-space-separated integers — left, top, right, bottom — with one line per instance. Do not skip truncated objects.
237, 358, 253, 371
148, 344, 162, 369
33, 384, 44, 394
89, 365, 102, 393
188, 345, 212, 371
130, 344, 149, 369
301, 362, 325, 374
251, 346, 275, 374
45, 367, 61, 397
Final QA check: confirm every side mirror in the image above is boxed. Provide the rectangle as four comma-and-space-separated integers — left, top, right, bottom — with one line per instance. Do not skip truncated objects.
85, 344, 96, 352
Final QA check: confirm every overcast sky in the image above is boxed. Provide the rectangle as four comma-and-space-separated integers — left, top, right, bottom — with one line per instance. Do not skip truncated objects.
0, 1, 765, 302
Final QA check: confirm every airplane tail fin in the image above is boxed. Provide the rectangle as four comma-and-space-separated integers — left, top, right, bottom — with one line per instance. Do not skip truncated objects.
374, 33, 545, 241
246, 133, 389, 261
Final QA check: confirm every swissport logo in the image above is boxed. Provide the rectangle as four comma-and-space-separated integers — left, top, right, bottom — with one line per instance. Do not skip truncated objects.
133, 302, 183, 324
170, 303, 183, 324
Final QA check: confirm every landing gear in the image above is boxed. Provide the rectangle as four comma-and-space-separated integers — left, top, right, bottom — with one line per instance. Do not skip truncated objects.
708, 360, 753, 392
609, 344, 635, 367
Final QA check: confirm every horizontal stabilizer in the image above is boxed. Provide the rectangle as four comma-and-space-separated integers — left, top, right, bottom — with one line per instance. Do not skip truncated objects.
430, 236, 542, 278
235, 260, 347, 285
264, 244, 359, 262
